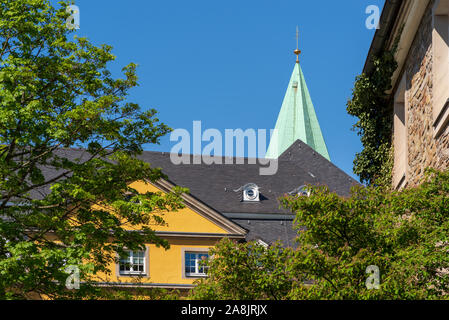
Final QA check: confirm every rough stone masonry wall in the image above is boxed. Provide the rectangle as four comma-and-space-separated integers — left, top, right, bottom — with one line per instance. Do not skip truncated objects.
403, 0, 449, 187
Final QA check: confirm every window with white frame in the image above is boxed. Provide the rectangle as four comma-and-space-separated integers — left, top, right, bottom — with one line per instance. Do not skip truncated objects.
119, 250, 146, 275
184, 252, 209, 277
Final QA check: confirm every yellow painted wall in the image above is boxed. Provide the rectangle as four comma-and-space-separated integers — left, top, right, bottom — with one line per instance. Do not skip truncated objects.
124, 181, 228, 234
90, 180, 236, 287
96, 238, 217, 285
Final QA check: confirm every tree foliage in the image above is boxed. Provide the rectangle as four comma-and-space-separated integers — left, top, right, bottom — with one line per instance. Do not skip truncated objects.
189, 239, 295, 300
190, 170, 449, 300
0, 0, 186, 299
346, 49, 398, 186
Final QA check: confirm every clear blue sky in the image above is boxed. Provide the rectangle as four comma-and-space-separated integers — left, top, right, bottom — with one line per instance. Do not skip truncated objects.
63, 0, 385, 181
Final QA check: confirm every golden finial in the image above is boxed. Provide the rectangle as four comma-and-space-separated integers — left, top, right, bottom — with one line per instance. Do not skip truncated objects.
294, 26, 301, 63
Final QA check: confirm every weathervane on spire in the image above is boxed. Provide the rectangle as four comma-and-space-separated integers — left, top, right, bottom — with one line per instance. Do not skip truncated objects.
294, 26, 301, 63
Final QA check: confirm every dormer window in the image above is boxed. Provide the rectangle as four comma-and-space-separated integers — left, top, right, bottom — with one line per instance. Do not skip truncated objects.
289, 185, 311, 197
233, 183, 260, 202
243, 183, 260, 202
255, 239, 269, 248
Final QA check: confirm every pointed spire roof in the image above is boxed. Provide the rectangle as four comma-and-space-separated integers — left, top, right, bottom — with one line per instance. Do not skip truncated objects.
266, 53, 330, 161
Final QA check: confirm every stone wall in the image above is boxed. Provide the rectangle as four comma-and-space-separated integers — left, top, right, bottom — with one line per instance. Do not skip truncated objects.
402, 0, 449, 187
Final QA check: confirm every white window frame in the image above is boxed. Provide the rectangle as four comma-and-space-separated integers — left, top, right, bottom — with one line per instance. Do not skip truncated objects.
118, 250, 146, 276
184, 251, 209, 277
255, 239, 269, 248
242, 183, 260, 202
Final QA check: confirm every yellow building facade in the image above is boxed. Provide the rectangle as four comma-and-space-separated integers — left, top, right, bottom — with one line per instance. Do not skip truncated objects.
93, 179, 246, 290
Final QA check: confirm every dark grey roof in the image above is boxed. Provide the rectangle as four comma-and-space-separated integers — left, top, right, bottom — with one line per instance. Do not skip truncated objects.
231, 218, 298, 248
28, 148, 98, 200
22, 141, 358, 247
137, 139, 358, 215
28, 140, 357, 214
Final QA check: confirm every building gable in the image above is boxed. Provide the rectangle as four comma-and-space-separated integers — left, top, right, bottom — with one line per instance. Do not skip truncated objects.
128, 179, 247, 238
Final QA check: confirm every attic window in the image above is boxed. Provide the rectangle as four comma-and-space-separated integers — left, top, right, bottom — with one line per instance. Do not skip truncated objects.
289, 185, 310, 197
292, 81, 298, 89
256, 239, 269, 248
243, 183, 260, 202
245, 188, 256, 200
234, 183, 260, 202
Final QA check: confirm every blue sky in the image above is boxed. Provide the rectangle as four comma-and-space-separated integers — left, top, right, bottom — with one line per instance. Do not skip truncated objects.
64, 0, 385, 181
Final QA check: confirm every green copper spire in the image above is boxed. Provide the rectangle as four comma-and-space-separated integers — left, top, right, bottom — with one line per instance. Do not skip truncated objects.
266, 61, 330, 161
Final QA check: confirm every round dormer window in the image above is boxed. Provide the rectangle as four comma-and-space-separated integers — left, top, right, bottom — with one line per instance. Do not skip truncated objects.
243, 183, 259, 202
245, 188, 256, 200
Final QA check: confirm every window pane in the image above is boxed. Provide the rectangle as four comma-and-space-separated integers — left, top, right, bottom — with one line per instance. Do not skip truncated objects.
119, 250, 145, 274
185, 251, 209, 275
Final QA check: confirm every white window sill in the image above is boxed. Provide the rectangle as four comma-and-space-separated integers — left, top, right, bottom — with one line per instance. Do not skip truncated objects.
185, 274, 208, 278
118, 272, 147, 277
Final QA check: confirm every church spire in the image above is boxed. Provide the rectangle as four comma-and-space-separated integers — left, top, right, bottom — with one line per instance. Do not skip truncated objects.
294, 26, 301, 63
265, 30, 330, 161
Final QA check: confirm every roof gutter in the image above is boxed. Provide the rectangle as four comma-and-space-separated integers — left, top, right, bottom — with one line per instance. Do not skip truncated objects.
387, 0, 430, 93
363, 0, 404, 75
223, 213, 295, 220
363, 0, 431, 95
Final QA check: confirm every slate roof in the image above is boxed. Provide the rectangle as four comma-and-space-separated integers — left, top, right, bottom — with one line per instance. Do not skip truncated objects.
24, 140, 358, 246
231, 219, 299, 247
137, 139, 358, 215
136, 139, 358, 245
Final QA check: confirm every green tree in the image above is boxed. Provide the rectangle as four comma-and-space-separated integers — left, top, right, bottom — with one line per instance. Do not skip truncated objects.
282, 170, 449, 299
191, 170, 449, 300
0, 0, 186, 299
189, 239, 296, 300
